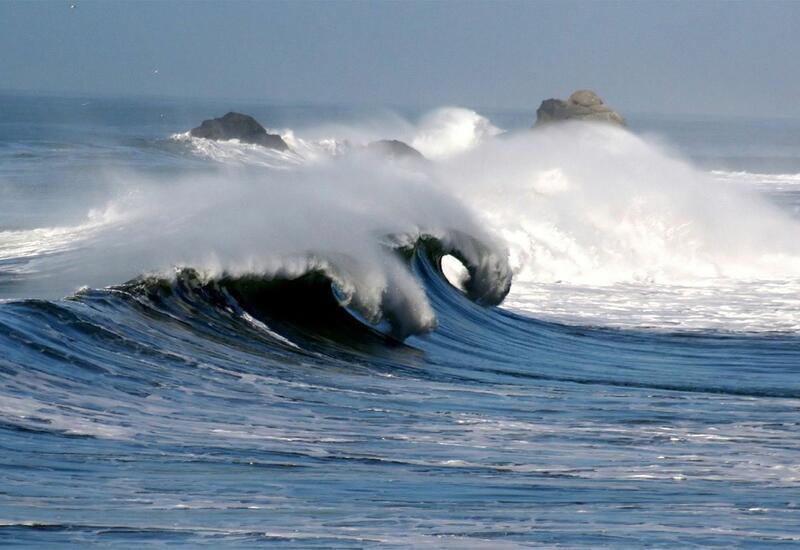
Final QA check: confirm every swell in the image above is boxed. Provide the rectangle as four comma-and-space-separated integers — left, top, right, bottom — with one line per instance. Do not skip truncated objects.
1, 243, 798, 404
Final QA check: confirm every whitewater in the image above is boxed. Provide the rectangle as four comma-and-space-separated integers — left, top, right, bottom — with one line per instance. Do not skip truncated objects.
1, 94, 799, 548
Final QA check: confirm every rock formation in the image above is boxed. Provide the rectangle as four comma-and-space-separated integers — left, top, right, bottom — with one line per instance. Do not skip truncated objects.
365, 139, 425, 161
190, 112, 289, 150
534, 90, 625, 127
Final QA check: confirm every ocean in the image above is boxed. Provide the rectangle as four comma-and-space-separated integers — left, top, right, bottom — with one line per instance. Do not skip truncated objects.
1, 92, 799, 548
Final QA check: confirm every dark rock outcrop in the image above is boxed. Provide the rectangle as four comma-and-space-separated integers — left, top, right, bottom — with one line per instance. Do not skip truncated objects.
535, 90, 625, 127
365, 139, 425, 161
190, 112, 289, 150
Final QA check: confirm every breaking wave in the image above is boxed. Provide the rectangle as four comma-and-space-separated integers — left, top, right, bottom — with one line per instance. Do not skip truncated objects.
3, 108, 800, 333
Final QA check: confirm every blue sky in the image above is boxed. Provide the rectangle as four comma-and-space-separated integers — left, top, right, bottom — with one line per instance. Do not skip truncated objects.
2, 1, 799, 116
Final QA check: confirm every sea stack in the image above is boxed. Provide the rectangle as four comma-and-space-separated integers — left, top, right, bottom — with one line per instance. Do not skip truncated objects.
534, 90, 625, 127
189, 112, 289, 150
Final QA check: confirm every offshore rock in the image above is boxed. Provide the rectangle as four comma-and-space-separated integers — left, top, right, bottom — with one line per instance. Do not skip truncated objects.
365, 139, 426, 161
535, 90, 625, 127
190, 112, 289, 150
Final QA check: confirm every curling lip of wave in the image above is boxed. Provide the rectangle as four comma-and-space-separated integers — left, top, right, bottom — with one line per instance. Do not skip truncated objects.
86, 232, 512, 343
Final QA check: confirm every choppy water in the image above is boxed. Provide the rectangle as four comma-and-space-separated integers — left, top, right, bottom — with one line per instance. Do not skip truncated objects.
1, 93, 800, 548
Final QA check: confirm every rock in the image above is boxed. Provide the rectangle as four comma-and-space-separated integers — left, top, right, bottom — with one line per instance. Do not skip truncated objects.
568, 90, 603, 108
365, 139, 425, 161
534, 90, 625, 127
189, 112, 289, 150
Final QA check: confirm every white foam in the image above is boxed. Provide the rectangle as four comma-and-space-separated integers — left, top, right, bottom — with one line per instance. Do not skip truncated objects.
0, 203, 125, 271
431, 121, 800, 331
171, 132, 306, 169
0, 394, 132, 439
411, 107, 501, 159
711, 169, 800, 190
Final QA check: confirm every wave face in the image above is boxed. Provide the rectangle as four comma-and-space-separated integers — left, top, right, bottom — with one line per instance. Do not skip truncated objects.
2, 94, 800, 547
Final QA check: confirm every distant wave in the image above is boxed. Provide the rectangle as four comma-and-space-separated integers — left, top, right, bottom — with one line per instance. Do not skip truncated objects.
170, 131, 307, 168
171, 106, 500, 166
711, 169, 800, 188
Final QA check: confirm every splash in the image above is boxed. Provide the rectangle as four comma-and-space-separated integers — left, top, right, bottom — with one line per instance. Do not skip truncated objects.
411, 107, 501, 159
438, 121, 800, 284
433, 121, 800, 330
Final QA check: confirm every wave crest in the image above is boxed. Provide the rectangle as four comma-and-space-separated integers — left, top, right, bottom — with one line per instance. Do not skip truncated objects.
114, 230, 511, 341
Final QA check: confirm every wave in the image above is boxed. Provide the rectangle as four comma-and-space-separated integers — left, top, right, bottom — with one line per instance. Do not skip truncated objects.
3, 107, 800, 332
170, 131, 308, 169
1, 242, 792, 401
711, 169, 800, 189
110, 233, 510, 342
0, 152, 512, 338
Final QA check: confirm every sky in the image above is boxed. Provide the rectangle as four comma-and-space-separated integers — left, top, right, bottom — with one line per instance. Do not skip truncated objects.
1, 0, 799, 117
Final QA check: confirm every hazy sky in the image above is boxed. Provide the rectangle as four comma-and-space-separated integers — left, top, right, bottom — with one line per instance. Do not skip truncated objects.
2, 0, 799, 116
